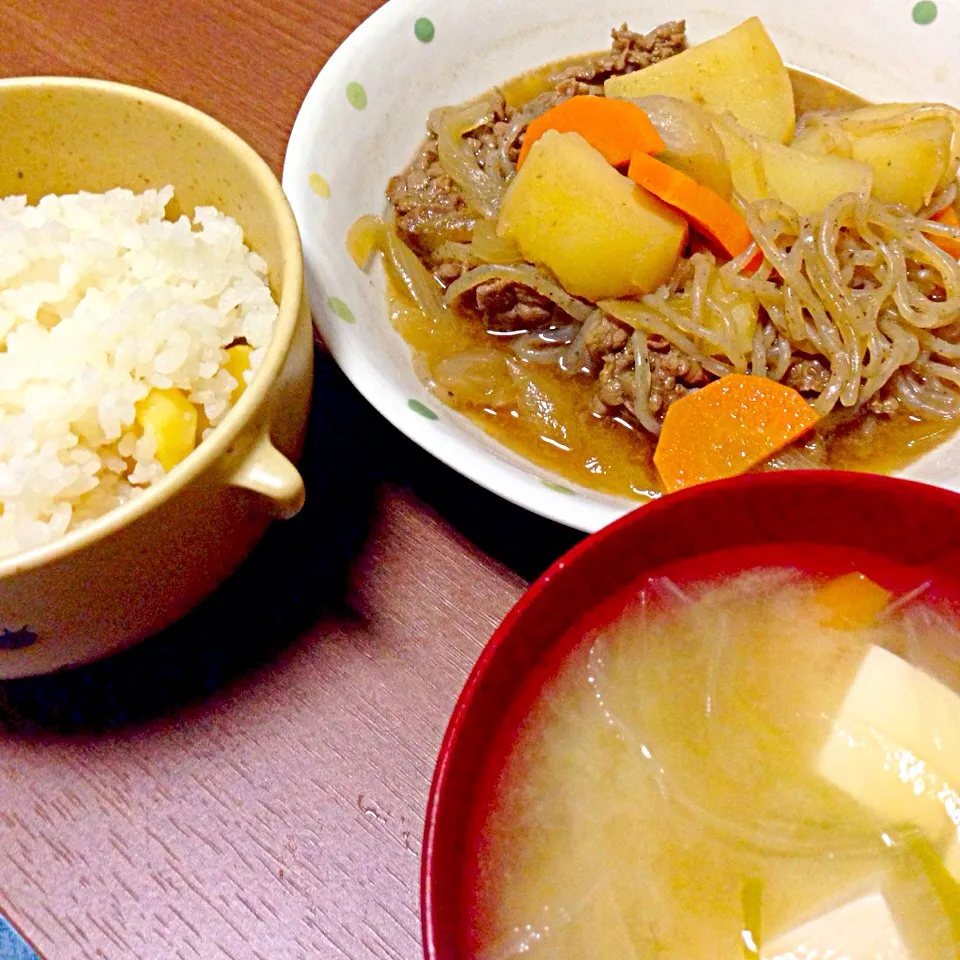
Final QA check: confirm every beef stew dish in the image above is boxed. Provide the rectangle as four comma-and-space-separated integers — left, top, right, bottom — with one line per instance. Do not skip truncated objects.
349, 17, 960, 497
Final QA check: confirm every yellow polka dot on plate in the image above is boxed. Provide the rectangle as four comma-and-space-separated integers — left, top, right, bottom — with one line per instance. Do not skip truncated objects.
308, 173, 330, 199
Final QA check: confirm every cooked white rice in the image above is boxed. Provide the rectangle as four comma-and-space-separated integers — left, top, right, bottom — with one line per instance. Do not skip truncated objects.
0, 185, 279, 559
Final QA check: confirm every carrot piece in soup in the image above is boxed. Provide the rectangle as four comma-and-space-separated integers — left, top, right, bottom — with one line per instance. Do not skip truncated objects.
627, 150, 754, 259
930, 205, 960, 260
516, 96, 666, 169
814, 572, 892, 629
653, 374, 819, 493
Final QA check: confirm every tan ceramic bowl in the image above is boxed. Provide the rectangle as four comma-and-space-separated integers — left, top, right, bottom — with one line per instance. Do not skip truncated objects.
0, 78, 314, 678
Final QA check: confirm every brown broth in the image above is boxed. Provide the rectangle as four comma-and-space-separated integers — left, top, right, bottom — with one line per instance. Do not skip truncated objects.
790, 69, 868, 114
387, 70, 957, 501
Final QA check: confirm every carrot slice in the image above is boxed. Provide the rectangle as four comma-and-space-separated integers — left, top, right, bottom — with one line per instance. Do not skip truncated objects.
742, 247, 764, 275
627, 151, 753, 259
653, 374, 819, 493
517, 96, 665, 169
814, 572, 892, 630
930, 205, 960, 260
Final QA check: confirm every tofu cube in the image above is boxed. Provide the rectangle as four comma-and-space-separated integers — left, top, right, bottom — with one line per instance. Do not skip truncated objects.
763, 891, 911, 960
942, 833, 960, 884
817, 645, 960, 843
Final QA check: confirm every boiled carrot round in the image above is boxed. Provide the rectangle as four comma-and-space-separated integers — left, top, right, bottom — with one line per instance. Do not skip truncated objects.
627, 150, 753, 259
653, 374, 819, 493
517, 96, 665, 169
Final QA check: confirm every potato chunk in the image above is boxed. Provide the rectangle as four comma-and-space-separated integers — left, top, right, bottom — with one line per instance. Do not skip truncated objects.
497, 131, 688, 301
712, 116, 872, 214
604, 17, 795, 143
849, 119, 953, 212
792, 106, 957, 212
791, 124, 854, 158
759, 140, 873, 215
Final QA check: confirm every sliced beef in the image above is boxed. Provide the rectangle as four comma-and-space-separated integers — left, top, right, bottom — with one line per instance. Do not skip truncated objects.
464, 93, 515, 175
552, 21, 687, 87
425, 88, 517, 180
783, 358, 830, 395
582, 312, 631, 364
647, 343, 711, 416
432, 257, 469, 285
868, 391, 900, 416
554, 79, 605, 100
386, 140, 474, 255
472, 279, 555, 332
597, 348, 634, 409
596, 336, 712, 423
388, 91, 515, 255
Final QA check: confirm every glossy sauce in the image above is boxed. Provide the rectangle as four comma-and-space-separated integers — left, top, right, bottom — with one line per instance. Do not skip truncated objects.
388, 69, 956, 500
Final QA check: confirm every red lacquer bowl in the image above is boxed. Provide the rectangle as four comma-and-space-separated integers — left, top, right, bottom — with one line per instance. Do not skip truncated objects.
421, 470, 960, 959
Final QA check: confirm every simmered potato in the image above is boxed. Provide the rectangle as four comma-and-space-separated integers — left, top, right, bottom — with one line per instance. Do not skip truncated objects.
848, 119, 953, 211
759, 141, 873, 215
791, 124, 854, 158
791, 106, 957, 211
604, 17, 796, 143
844, 104, 960, 190
711, 116, 872, 214
497, 131, 688, 301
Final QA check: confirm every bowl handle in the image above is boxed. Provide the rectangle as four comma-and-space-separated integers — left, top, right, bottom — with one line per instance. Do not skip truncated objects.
227, 433, 305, 519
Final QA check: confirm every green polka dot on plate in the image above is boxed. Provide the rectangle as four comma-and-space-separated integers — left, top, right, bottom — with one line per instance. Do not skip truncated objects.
913, 0, 937, 24
408, 398, 439, 420
414, 17, 435, 43
542, 479, 574, 495
346, 81, 367, 110
328, 296, 355, 324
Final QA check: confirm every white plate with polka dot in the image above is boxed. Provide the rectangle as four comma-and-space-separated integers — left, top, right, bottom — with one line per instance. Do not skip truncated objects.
283, 0, 958, 533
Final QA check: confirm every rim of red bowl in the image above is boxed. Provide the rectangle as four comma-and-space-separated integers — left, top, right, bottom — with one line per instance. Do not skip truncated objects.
420, 469, 960, 959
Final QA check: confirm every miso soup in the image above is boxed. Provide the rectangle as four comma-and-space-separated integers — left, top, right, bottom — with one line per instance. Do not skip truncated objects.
468, 569, 960, 959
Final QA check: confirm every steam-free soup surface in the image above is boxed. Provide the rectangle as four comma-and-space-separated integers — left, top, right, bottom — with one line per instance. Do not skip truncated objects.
468, 570, 960, 958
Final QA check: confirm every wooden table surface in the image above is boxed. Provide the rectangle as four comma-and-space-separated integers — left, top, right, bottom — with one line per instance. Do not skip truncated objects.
0, 2, 583, 957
